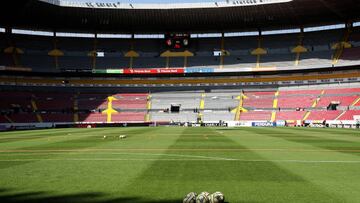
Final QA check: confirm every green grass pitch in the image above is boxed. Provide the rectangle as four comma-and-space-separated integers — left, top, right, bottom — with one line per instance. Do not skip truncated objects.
0, 127, 360, 203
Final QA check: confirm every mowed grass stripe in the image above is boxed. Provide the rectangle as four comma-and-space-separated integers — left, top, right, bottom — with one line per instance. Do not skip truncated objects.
119, 127, 341, 202
1, 158, 360, 163
2, 148, 360, 152
0, 127, 359, 202
226, 127, 360, 202
252, 127, 360, 157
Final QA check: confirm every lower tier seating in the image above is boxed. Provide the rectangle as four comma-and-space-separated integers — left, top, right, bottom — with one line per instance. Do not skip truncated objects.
337, 110, 360, 120
239, 111, 271, 121
306, 111, 342, 121
275, 111, 306, 121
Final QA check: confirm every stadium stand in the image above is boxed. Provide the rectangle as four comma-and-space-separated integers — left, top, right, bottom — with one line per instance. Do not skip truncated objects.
79, 113, 106, 123
243, 92, 275, 109
239, 111, 272, 121
2, 87, 360, 123
275, 111, 306, 121
277, 96, 317, 109
33, 93, 74, 110
2, 27, 360, 71
203, 111, 234, 122
306, 110, 342, 121
111, 94, 148, 109
324, 88, 360, 94
280, 90, 323, 95
7, 113, 38, 123
204, 96, 238, 110
338, 110, 360, 120
317, 95, 358, 107
0, 115, 9, 123
111, 112, 146, 122
42, 113, 74, 123
151, 112, 197, 122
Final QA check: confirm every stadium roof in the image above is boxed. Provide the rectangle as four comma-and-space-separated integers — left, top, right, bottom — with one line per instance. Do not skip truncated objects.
0, 0, 359, 33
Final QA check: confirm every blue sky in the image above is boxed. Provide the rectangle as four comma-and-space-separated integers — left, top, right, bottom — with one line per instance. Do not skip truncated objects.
77, 0, 221, 3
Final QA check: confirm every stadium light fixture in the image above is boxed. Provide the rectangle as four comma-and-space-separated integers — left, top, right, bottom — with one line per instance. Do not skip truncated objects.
11, 29, 53, 36
304, 24, 346, 33
97, 34, 132, 39
56, 32, 95, 38
353, 22, 360, 27
134, 34, 165, 39
262, 28, 301, 35
191, 33, 222, 38
224, 31, 259, 37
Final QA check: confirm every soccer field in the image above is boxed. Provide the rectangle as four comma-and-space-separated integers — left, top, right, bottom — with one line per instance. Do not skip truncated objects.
0, 127, 360, 203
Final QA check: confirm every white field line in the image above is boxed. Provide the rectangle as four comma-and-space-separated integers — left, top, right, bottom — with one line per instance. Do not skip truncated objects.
1, 148, 360, 152
0, 133, 220, 140
0, 152, 235, 161
0, 158, 359, 164
0, 151, 358, 163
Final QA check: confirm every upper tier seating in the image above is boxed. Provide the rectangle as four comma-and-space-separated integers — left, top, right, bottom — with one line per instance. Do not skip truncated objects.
340, 47, 360, 62
2, 28, 359, 72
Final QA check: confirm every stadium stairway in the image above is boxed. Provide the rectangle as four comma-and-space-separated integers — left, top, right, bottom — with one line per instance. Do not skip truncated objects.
271, 91, 279, 122
30, 96, 42, 123
73, 96, 79, 122
332, 27, 352, 65
351, 97, 360, 106
234, 92, 248, 121
3, 115, 13, 123
337, 110, 360, 120
145, 94, 152, 122
302, 90, 324, 121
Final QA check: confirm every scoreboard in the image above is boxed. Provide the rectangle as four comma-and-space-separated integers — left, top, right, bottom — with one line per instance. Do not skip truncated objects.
165, 33, 190, 49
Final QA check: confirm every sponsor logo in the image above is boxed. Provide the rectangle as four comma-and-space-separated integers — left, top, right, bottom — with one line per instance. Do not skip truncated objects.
252, 122, 276, 127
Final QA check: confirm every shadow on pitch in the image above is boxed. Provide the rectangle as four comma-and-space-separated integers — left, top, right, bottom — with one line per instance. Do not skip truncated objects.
0, 188, 180, 203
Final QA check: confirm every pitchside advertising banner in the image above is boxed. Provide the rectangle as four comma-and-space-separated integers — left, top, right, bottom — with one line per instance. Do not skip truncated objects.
92, 68, 214, 75
252, 122, 277, 127
185, 68, 214, 73
124, 68, 184, 74
226, 121, 285, 127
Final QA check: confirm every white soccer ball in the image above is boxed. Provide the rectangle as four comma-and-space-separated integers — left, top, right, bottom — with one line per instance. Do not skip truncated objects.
183, 192, 197, 203
209, 192, 225, 203
119, 135, 127, 139
196, 193, 209, 203
103, 135, 107, 139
